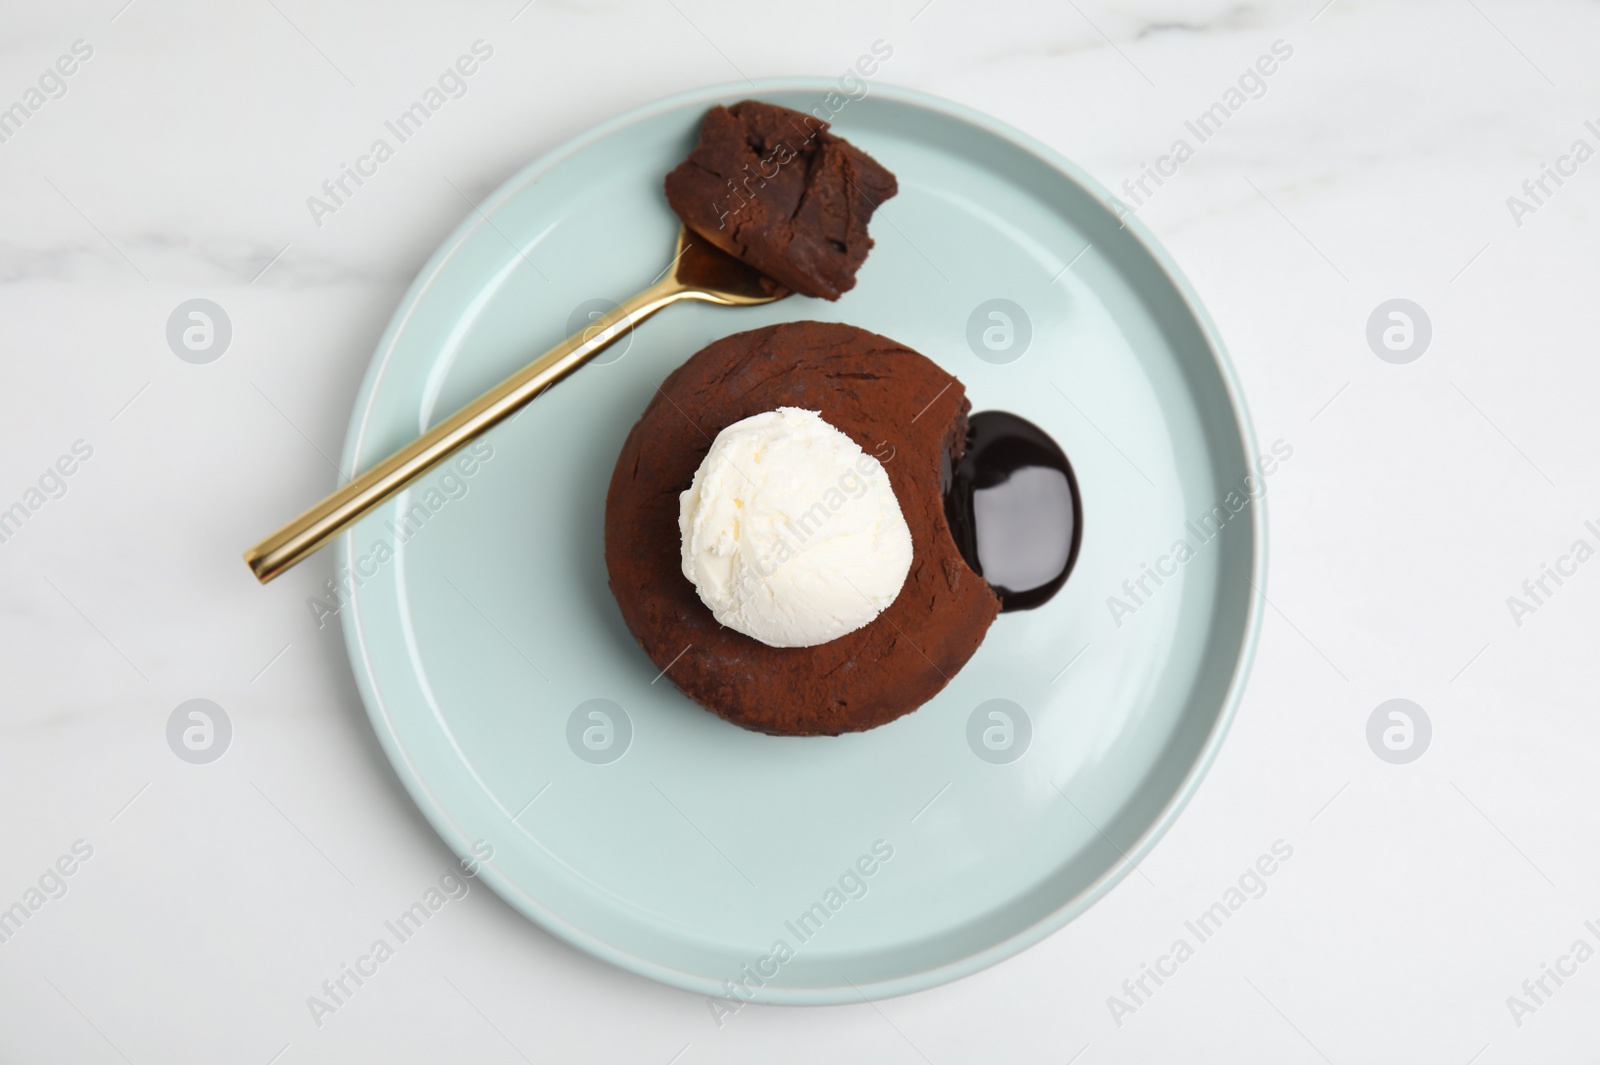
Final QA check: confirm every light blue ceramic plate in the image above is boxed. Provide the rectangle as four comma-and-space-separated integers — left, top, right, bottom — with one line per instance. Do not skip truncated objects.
340, 79, 1263, 1003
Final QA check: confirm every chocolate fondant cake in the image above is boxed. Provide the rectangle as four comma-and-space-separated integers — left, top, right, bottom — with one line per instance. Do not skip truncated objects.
604, 322, 1001, 736
664, 101, 898, 301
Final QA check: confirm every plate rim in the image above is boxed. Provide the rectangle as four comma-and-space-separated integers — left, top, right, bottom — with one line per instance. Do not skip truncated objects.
338, 76, 1266, 1004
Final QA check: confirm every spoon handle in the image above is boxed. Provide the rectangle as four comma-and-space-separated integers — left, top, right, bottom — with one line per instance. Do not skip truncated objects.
244, 275, 687, 584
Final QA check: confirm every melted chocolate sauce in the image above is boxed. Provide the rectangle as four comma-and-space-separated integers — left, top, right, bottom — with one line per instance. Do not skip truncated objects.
943, 411, 1082, 612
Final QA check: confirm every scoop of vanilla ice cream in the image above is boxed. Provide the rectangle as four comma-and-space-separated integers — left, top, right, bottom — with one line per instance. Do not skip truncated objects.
679, 407, 913, 648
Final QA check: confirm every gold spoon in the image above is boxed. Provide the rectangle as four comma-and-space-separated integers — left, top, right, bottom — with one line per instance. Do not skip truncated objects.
244, 226, 788, 583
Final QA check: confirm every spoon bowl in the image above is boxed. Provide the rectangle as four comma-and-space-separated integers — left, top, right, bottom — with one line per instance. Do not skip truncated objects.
672, 226, 790, 305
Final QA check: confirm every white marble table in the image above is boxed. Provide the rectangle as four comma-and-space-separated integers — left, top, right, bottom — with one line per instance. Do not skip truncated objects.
3, 0, 1597, 1060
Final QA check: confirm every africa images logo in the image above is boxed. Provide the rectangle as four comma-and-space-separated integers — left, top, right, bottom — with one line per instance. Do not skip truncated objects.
306, 441, 494, 628
706, 840, 894, 1027
1105, 440, 1291, 627
304, 40, 494, 228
